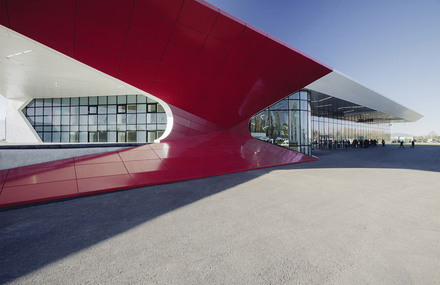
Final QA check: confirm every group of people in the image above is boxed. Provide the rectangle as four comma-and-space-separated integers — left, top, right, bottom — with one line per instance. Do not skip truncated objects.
399, 140, 415, 149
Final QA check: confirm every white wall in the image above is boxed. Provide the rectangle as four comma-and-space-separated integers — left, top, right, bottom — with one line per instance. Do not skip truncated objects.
6, 98, 40, 143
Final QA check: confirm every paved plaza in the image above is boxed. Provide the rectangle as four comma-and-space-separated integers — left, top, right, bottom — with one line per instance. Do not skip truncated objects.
1, 144, 439, 284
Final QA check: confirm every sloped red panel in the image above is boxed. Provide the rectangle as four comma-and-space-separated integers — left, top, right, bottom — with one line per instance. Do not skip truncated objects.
1, 0, 330, 207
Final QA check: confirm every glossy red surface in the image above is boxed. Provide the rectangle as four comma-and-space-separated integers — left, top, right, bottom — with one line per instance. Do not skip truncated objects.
0, 132, 317, 207
0, 0, 328, 207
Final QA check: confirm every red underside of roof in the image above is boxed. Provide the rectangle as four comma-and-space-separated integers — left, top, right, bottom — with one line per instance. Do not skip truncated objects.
0, 0, 329, 207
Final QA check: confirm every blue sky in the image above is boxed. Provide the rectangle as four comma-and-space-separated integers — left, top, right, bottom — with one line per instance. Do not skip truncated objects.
1, 0, 439, 136
206, 0, 440, 136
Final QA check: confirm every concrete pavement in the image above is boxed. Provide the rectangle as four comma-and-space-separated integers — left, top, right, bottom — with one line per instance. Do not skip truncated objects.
1, 145, 439, 284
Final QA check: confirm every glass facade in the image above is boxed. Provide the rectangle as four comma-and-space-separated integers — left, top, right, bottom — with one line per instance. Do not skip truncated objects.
22, 95, 167, 143
250, 90, 312, 154
250, 90, 391, 155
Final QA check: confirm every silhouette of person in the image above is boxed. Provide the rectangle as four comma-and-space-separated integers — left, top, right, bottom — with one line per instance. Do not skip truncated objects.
382, 139, 385, 147
411, 140, 415, 149
399, 141, 404, 148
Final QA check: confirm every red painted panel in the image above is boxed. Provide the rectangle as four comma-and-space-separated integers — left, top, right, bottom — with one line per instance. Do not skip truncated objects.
0, 0, 10, 27
76, 174, 133, 194
119, 55, 158, 80
161, 44, 198, 70
130, 6, 175, 44
4, 165, 76, 187
168, 23, 206, 53
135, 0, 183, 22
118, 148, 159, 161
75, 44, 120, 77
177, 0, 218, 34
209, 12, 245, 44
0, 169, 8, 192
0, 180, 78, 207
75, 17, 126, 54
124, 32, 166, 62
75, 162, 128, 179
76, 0, 132, 31
74, 152, 122, 165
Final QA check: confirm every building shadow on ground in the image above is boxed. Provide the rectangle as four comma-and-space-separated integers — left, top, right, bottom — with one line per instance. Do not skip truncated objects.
0, 144, 438, 283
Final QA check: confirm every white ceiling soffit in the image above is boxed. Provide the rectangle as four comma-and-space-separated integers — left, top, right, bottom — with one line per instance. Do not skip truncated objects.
305, 70, 423, 122
0, 25, 144, 99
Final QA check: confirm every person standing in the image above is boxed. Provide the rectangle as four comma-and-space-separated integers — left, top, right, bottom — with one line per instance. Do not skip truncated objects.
411, 140, 415, 149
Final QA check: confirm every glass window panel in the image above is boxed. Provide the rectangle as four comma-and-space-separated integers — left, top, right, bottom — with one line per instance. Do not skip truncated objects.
89, 106, 97, 114
270, 100, 288, 110
98, 105, 107, 114
117, 105, 126, 113
137, 95, 147, 103
127, 95, 137, 103
98, 131, 107, 142
137, 113, 146, 124
44, 126, 52, 132
61, 132, 69, 142
71, 106, 79, 115
127, 125, 136, 131
117, 125, 126, 131
70, 125, 79, 131
89, 115, 97, 125
98, 115, 107, 125
61, 98, 70, 106
289, 92, 300, 100
157, 130, 164, 138
108, 96, 117, 104
127, 104, 137, 113
52, 132, 61, 142
127, 114, 136, 124
127, 131, 137, 142
117, 114, 126, 124
80, 97, 88, 105
89, 132, 98, 142
79, 132, 88, 142
89, 125, 97, 131
137, 125, 147, 131
157, 113, 167, 124
300, 100, 308, 110
70, 97, 79, 105
53, 106, 61, 115
44, 98, 52, 106
26, 108, 35, 116
147, 132, 157, 142
70, 132, 79, 142
70, 116, 79, 125
157, 104, 165, 113
117, 132, 126, 142
108, 114, 116, 124
44, 132, 52, 142
80, 125, 88, 131
108, 105, 117, 114
61, 126, 69, 132
147, 104, 157, 112
108, 124, 117, 131
301, 111, 309, 145
36, 108, 43, 116
35, 126, 43, 132
137, 104, 146, 113
98, 96, 107, 104
37, 132, 44, 140
147, 98, 156, 103
147, 113, 156, 124
137, 131, 147, 142
44, 107, 52, 116
62, 106, 70, 115
98, 125, 106, 131
157, 124, 166, 130
80, 115, 88, 125
117, 95, 127, 104
288, 100, 299, 110
52, 98, 61, 106
27, 100, 36, 108
35, 116, 43, 124
62, 116, 69, 125
147, 125, 157, 131
36, 99, 44, 107
107, 131, 117, 142
89, 96, 98, 105
300, 91, 309, 100
79, 106, 88, 114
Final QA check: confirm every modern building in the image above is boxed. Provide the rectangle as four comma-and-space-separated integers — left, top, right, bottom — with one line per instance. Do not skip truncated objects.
0, 0, 421, 207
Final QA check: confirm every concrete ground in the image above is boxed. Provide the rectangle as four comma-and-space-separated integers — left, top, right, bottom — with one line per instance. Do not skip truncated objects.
1, 144, 439, 284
